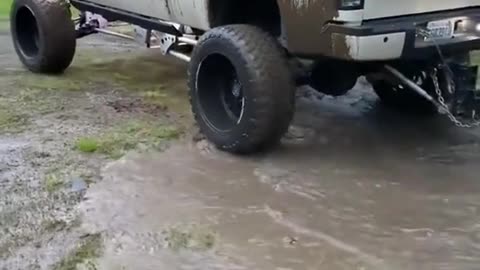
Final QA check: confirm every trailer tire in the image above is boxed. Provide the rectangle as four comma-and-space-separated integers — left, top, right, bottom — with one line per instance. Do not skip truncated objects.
188, 25, 295, 154
11, 0, 76, 74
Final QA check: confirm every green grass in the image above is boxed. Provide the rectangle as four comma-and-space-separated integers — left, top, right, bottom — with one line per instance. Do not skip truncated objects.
15, 51, 190, 113
42, 219, 68, 233
17, 75, 85, 91
164, 225, 217, 251
0, 106, 29, 133
75, 121, 181, 159
44, 173, 65, 193
0, 0, 11, 19
9, 49, 190, 121
75, 138, 99, 153
53, 233, 103, 270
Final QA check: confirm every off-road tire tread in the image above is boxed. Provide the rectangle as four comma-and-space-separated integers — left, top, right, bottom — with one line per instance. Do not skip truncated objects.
188, 25, 295, 153
11, 0, 76, 73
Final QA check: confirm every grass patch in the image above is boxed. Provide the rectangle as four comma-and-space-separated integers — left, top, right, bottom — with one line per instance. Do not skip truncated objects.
76, 138, 98, 153
44, 173, 64, 193
14, 51, 190, 113
0, 0, 11, 19
17, 88, 68, 115
53, 233, 103, 270
9, 50, 190, 117
16, 74, 85, 91
42, 219, 68, 233
16, 52, 186, 91
0, 106, 29, 133
164, 225, 217, 251
75, 121, 181, 159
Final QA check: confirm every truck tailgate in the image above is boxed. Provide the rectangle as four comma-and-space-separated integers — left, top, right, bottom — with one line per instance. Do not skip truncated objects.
364, 0, 480, 20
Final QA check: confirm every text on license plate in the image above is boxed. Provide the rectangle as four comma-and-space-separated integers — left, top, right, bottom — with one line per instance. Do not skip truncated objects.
426, 20, 454, 39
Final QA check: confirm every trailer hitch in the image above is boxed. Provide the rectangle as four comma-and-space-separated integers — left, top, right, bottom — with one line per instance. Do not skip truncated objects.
386, 62, 480, 128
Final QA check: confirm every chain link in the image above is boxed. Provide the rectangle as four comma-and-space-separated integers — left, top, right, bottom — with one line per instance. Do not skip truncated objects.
431, 68, 480, 128
417, 28, 480, 128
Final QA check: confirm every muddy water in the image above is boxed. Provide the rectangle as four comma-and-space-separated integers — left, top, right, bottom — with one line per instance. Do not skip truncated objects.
83, 84, 480, 270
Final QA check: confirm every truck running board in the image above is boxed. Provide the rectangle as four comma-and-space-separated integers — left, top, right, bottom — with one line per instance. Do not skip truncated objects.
70, 0, 181, 36
74, 9, 199, 62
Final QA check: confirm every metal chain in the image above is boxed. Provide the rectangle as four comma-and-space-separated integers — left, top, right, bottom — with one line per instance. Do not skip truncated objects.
431, 68, 480, 128
417, 28, 480, 128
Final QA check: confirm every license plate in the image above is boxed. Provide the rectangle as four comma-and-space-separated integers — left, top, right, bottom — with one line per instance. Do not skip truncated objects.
426, 20, 454, 40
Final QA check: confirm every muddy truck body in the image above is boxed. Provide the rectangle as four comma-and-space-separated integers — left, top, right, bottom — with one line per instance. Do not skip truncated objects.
9, 0, 480, 153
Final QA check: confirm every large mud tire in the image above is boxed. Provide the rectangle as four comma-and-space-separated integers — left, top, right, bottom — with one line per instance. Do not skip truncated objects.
188, 25, 295, 154
11, 0, 76, 74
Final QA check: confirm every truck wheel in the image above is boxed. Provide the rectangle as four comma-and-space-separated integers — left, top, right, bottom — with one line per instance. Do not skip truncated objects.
11, 0, 76, 73
188, 25, 295, 154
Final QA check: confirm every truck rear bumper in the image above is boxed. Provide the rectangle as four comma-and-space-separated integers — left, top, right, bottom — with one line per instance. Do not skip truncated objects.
324, 7, 480, 61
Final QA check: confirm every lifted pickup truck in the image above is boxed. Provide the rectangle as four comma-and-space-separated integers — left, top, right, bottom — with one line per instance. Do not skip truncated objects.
9, 0, 480, 153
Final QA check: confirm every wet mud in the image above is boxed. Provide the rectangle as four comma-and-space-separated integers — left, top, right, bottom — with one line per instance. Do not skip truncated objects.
83, 87, 480, 269
0, 30, 188, 269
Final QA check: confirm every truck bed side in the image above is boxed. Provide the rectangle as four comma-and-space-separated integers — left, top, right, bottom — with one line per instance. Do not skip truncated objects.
85, 0, 211, 30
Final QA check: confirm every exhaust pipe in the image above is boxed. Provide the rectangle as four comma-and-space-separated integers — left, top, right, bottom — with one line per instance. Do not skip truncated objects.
384, 65, 441, 107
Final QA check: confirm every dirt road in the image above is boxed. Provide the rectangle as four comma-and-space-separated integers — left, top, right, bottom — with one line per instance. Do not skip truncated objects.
1, 25, 480, 270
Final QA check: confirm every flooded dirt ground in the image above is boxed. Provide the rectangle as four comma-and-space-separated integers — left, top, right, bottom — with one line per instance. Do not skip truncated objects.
1, 24, 480, 270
